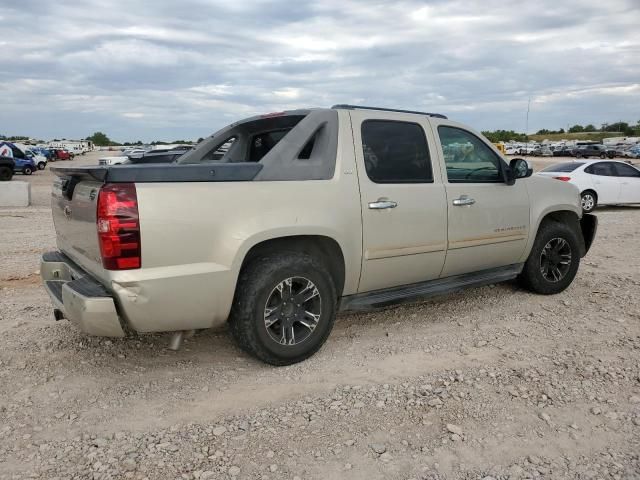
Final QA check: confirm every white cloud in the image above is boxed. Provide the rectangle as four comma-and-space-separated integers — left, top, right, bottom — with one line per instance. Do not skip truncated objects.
0, 0, 638, 140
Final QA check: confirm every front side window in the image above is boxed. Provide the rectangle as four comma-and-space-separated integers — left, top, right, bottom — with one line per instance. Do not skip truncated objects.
438, 126, 503, 183
361, 120, 432, 183
613, 162, 640, 177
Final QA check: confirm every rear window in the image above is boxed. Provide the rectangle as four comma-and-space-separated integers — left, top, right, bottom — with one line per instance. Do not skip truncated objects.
541, 162, 584, 173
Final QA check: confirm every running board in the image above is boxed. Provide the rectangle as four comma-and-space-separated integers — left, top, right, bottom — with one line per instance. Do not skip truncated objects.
339, 263, 524, 312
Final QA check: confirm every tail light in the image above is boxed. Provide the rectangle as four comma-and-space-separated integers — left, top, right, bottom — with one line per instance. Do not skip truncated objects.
96, 183, 141, 270
553, 176, 571, 181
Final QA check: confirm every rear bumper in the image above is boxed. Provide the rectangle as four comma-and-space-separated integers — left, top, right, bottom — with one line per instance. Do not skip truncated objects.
40, 251, 125, 337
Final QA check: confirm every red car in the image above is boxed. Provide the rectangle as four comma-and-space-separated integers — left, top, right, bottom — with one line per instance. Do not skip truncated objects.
51, 149, 73, 161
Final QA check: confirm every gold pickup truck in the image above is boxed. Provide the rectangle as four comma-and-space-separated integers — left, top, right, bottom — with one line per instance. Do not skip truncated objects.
41, 105, 597, 365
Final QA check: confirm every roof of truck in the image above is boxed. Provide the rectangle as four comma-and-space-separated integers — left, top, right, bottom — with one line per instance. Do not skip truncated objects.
331, 104, 447, 119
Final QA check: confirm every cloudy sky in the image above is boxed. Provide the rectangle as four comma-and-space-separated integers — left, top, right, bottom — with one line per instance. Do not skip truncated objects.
1, 0, 639, 142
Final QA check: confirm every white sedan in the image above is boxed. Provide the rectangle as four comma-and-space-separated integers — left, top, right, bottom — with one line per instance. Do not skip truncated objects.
537, 160, 640, 213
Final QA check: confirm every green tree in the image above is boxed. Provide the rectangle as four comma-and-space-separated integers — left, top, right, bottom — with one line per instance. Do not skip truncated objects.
86, 132, 113, 146
568, 124, 584, 133
583, 124, 596, 132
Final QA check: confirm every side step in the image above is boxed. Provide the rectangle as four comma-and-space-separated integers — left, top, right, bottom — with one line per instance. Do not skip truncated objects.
339, 263, 523, 312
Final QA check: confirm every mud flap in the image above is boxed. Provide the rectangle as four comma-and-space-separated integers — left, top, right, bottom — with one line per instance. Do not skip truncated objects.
580, 214, 597, 256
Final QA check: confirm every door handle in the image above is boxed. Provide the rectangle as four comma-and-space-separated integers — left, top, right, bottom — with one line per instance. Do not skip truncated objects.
368, 199, 398, 210
452, 195, 476, 206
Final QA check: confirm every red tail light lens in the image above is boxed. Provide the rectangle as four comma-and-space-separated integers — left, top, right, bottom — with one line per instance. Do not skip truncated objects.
553, 176, 571, 181
97, 183, 141, 270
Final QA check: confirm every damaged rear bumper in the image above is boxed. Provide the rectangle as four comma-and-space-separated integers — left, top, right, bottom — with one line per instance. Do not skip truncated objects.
40, 251, 125, 337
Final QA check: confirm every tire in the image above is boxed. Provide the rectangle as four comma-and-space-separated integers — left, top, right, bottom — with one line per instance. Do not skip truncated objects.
229, 252, 337, 366
23, 166, 33, 175
519, 220, 581, 295
0, 166, 13, 181
599, 153, 605, 159
38, 161, 46, 170
580, 190, 597, 213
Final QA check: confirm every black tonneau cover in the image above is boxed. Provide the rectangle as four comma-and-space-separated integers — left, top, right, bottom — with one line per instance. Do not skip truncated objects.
50, 163, 263, 183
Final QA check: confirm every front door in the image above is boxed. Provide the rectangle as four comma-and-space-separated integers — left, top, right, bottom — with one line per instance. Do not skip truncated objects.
350, 111, 448, 293
613, 162, 640, 203
585, 162, 621, 204
430, 121, 531, 277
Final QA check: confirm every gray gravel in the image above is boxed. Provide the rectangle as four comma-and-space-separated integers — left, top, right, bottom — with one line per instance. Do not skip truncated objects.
1, 151, 639, 479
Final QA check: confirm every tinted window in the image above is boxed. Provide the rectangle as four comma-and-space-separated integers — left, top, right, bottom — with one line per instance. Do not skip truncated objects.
11, 146, 25, 159
438, 126, 502, 183
614, 163, 640, 177
361, 120, 432, 183
585, 162, 616, 176
542, 162, 584, 173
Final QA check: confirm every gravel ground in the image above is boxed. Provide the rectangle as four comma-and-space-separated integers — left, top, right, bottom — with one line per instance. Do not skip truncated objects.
1, 152, 639, 479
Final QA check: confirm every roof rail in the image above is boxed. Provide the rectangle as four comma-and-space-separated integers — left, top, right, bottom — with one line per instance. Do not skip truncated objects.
331, 104, 447, 119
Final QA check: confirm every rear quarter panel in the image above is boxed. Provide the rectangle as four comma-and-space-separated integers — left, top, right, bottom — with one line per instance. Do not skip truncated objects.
113, 111, 363, 332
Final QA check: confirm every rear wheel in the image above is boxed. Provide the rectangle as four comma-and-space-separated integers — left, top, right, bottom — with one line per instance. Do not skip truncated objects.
23, 166, 33, 175
519, 221, 581, 295
229, 252, 337, 366
0, 166, 13, 181
599, 153, 605, 159
581, 190, 597, 213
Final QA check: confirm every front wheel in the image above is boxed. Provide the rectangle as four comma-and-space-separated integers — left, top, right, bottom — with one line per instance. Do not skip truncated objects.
229, 252, 337, 366
599, 153, 606, 159
519, 221, 581, 295
38, 161, 46, 170
0, 166, 13, 181
23, 166, 33, 175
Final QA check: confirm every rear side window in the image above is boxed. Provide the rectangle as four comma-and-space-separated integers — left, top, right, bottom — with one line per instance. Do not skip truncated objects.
203, 137, 236, 162
541, 162, 584, 173
361, 120, 432, 183
585, 162, 616, 176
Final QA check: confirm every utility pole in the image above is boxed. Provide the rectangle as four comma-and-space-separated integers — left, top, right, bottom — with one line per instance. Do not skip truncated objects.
525, 97, 531, 148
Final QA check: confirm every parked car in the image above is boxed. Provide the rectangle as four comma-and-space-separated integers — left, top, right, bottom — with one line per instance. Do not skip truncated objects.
571, 144, 614, 159
41, 105, 596, 365
0, 142, 46, 171
127, 147, 193, 164
13, 157, 37, 175
0, 156, 15, 181
552, 147, 574, 157
538, 160, 640, 212
50, 149, 73, 161
98, 156, 129, 166
621, 146, 640, 159
518, 144, 540, 155
530, 146, 553, 157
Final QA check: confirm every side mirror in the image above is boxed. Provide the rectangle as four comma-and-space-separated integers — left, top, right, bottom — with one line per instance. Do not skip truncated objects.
509, 158, 533, 182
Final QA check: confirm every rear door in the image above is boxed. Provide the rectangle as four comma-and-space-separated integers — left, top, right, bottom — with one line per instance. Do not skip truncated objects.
429, 119, 530, 277
584, 162, 621, 204
350, 111, 447, 292
613, 162, 640, 203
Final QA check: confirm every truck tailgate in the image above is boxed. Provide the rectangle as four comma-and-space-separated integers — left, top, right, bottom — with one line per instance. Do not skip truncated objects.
51, 175, 106, 281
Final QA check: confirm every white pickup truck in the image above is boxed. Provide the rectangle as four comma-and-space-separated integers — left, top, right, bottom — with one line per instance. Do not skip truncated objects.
41, 105, 597, 365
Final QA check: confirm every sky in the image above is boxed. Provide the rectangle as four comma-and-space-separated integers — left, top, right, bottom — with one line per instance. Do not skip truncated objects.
1, 0, 639, 142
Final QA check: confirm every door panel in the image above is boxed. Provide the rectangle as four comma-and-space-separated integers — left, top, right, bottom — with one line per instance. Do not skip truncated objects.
613, 163, 640, 203
350, 111, 448, 293
430, 121, 530, 277
587, 162, 621, 204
